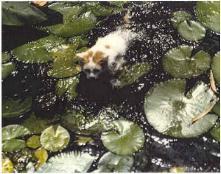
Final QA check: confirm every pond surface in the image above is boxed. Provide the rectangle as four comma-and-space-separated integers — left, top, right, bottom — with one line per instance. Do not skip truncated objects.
2, 1, 220, 173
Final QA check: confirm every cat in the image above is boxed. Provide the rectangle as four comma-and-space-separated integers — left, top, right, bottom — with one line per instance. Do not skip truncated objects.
76, 29, 137, 79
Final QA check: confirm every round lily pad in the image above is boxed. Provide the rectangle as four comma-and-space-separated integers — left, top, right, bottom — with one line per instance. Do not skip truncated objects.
210, 123, 220, 142
171, 11, 192, 28
40, 125, 70, 152
26, 135, 41, 149
196, 1, 220, 33
12, 35, 65, 64
94, 152, 134, 172
163, 45, 211, 78
38, 151, 97, 173
101, 120, 145, 155
34, 147, 48, 169
2, 62, 15, 79
2, 158, 14, 173
211, 52, 220, 85
2, 97, 32, 119
144, 79, 218, 138
177, 20, 206, 41
3, 139, 26, 152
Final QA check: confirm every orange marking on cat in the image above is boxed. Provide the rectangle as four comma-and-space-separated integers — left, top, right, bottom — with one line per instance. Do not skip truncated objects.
93, 51, 105, 64
81, 51, 93, 63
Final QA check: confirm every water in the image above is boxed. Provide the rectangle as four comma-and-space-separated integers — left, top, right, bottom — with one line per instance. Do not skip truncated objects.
2, 1, 220, 172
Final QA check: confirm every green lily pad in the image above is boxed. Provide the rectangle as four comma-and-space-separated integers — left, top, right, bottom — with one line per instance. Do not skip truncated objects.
2, 52, 11, 63
177, 20, 206, 41
21, 113, 53, 134
213, 101, 220, 116
40, 125, 70, 152
2, 2, 47, 26
211, 52, 220, 85
117, 62, 151, 88
101, 120, 145, 155
2, 62, 15, 79
56, 75, 80, 100
210, 123, 220, 142
2, 97, 32, 118
144, 80, 218, 138
26, 135, 41, 149
47, 44, 81, 78
94, 152, 134, 172
2, 124, 30, 141
46, 3, 97, 37
163, 45, 211, 78
196, 1, 220, 33
12, 35, 65, 64
3, 139, 26, 152
171, 11, 192, 28
38, 151, 97, 173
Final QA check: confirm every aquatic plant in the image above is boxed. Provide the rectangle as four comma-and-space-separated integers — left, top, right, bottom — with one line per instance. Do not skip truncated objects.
211, 52, 220, 85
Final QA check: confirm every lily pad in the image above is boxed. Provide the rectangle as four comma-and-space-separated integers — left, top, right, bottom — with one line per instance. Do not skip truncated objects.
12, 35, 65, 64
40, 125, 70, 152
101, 120, 145, 155
2, 2, 47, 26
26, 135, 41, 149
171, 11, 191, 28
2, 158, 14, 173
2, 124, 30, 141
2, 97, 32, 119
38, 151, 97, 173
163, 45, 211, 78
213, 101, 220, 116
144, 80, 218, 138
117, 62, 151, 88
56, 75, 80, 100
177, 20, 206, 41
34, 147, 48, 169
2, 62, 15, 79
196, 1, 220, 33
2, 52, 11, 63
94, 152, 134, 172
3, 139, 26, 152
47, 44, 81, 78
210, 123, 220, 142
211, 52, 220, 85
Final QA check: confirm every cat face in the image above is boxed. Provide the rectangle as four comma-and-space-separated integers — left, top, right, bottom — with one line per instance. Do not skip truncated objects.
76, 50, 107, 79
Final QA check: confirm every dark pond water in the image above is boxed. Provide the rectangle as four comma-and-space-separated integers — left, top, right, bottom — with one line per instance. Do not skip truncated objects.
2, 1, 220, 172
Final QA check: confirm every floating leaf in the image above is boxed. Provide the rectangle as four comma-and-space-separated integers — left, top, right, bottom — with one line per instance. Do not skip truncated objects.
2, 97, 32, 119
211, 52, 220, 85
210, 123, 220, 142
117, 62, 151, 88
47, 44, 81, 78
22, 113, 52, 134
177, 20, 206, 41
40, 125, 70, 152
56, 75, 80, 100
171, 11, 191, 28
3, 139, 26, 152
101, 120, 145, 155
37, 151, 97, 173
2, 124, 30, 141
75, 135, 94, 146
196, 1, 220, 33
2, 52, 11, 63
2, 158, 14, 173
93, 152, 134, 172
12, 35, 65, 64
213, 101, 220, 116
34, 147, 48, 169
2, 2, 47, 26
2, 62, 15, 80
163, 45, 211, 78
26, 135, 41, 149
144, 80, 218, 138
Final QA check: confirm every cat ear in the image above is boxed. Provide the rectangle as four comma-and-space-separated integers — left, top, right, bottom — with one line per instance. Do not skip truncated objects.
76, 52, 87, 58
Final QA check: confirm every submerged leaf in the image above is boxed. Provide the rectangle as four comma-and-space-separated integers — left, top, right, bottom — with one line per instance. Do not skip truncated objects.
34, 147, 48, 169
196, 1, 220, 33
163, 45, 211, 78
211, 52, 220, 85
101, 120, 145, 155
93, 152, 134, 172
2, 97, 32, 118
2, 124, 30, 141
38, 151, 97, 173
40, 125, 70, 152
75, 136, 94, 146
2, 158, 14, 173
210, 123, 220, 142
117, 62, 151, 88
144, 80, 218, 138
3, 139, 26, 152
26, 135, 41, 149
12, 35, 65, 64
177, 20, 206, 41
